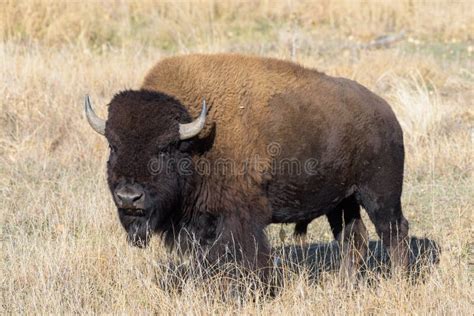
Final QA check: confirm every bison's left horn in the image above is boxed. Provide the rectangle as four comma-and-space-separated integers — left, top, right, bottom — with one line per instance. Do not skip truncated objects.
84, 95, 106, 136
179, 99, 207, 140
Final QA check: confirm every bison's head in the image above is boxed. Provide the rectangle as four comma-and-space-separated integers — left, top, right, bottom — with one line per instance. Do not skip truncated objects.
85, 90, 206, 247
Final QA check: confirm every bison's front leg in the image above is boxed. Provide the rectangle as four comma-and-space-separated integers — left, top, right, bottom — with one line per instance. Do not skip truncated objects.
193, 213, 272, 280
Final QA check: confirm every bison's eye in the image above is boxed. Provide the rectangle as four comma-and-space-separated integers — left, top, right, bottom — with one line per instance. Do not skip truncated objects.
109, 145, 117, 154
158, 152, 169, 161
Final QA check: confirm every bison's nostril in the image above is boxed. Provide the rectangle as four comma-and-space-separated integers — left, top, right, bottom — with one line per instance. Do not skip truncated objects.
132, 193, 143, 202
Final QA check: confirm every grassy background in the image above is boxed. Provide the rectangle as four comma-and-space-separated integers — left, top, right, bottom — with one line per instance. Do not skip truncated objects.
1, 0, 473, 313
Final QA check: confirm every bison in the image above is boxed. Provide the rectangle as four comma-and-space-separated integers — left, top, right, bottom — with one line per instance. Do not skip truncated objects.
85, 54, 409, 277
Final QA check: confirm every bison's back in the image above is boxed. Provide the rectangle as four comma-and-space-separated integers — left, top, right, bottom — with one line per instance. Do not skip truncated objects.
142, 54, 329, 160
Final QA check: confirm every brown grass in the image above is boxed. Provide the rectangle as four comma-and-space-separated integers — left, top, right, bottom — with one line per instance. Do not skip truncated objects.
1, 0, 473, 314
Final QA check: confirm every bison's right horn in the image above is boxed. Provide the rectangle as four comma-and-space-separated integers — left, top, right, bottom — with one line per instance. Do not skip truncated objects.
84, 95, 106, 136
179, 99, 207, 140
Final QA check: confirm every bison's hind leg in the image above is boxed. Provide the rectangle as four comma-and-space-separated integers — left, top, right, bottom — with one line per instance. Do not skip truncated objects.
357, 186, 410, 275
326, 195, 368, 279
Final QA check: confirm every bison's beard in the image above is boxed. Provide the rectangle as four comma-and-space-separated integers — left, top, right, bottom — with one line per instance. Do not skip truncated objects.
116, 189, 183, 248
118, 210, 154, 248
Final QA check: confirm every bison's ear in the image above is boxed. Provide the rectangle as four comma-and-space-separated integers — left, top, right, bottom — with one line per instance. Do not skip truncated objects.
178, 141, 192, 152
182, 122, 216, 155
179, 99, 207, 140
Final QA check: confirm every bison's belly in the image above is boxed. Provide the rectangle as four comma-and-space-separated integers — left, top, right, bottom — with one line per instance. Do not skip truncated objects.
267, 175, 352, 224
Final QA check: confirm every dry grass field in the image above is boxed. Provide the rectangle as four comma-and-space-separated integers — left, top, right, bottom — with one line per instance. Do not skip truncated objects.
1, 0, 473, 314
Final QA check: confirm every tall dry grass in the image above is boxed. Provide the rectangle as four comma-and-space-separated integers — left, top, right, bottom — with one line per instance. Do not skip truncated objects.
1, 0, 473, 314
1, 0, 472, 49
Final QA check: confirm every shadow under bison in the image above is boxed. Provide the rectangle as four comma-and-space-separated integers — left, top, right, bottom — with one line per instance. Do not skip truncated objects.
274, 237, 440, 279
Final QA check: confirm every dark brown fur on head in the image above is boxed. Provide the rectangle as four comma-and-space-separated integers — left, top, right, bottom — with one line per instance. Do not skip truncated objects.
105, 90, 197, 248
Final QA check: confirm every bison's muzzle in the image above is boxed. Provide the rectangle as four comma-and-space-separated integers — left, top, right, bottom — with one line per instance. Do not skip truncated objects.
114, 183, 146, 212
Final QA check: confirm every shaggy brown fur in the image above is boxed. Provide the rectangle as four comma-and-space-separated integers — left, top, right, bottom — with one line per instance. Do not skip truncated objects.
99, 54, 409, 276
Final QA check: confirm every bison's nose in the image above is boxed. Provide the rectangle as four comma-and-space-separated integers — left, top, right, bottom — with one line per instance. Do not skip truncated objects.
115, 185, 145, 210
